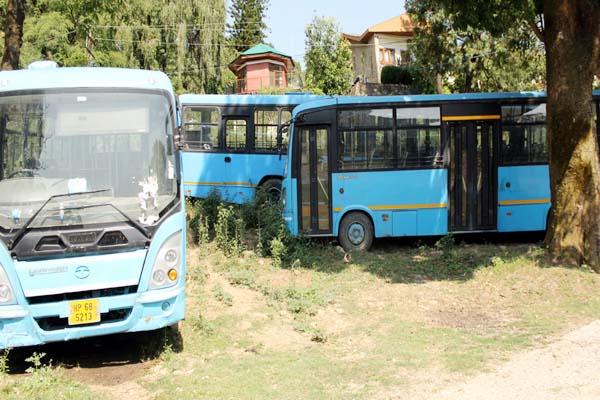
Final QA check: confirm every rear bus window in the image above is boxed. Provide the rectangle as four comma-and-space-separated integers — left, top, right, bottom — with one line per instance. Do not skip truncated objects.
183, 107, 220, 150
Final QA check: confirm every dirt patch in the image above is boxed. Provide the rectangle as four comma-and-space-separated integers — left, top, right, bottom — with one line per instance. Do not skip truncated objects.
74, 363, 154, 399
250, 320, 308, 351
430, 319, 600, 400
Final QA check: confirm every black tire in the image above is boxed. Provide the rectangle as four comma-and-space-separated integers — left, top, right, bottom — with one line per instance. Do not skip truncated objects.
261, 178, 282, 202
338, 212, 374, 251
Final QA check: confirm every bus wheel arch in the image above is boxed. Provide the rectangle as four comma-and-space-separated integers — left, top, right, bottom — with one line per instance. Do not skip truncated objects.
338, 211, 374, 252
258, 176, 283, 201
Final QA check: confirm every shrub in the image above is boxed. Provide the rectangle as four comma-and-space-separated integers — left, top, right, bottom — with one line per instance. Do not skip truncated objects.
381, 65, 413, 85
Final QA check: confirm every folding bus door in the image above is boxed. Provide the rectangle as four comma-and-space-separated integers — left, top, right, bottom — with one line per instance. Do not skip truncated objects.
297, 125, 332, 235
447, 120, 498, 231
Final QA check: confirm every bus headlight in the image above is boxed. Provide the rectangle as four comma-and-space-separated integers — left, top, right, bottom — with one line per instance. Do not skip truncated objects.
0, 264, 16, 305
149, 231, 182, 290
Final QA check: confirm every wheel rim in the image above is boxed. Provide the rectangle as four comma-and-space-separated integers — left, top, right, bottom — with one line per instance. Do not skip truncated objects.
266, 186, 281, 202
348, 222, 365, 245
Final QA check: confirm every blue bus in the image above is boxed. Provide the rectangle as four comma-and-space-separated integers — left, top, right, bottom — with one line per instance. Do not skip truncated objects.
281, 92, 600, 250
179, 94, 322, 203
0, 64, 185, 348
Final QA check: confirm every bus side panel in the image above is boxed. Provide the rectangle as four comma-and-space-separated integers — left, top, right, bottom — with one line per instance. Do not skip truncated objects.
182, 152, 285, 203
283, 177, 300, 235
497, 165, 551, 232
331, 169, 448, 238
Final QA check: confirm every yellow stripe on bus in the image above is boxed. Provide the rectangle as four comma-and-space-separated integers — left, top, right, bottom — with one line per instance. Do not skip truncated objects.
498, 198, 550, 205
183, 181, 257, 187
333, 204, 447, 212
442, 115, 501, 121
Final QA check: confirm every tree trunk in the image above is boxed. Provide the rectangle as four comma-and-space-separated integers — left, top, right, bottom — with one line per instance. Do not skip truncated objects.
543, 0, 600, 271
1, 0, 26, 71
435, 73, 443, 94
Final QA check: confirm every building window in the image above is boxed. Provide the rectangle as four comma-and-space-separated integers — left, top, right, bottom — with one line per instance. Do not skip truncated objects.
379, 48, 396, 65
398, 50, 409, 65
237, 67, 247, 93
269, 64, 284, 87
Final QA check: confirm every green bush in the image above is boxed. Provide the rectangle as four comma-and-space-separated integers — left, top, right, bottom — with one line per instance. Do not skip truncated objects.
186, 187, 311, 265
381, 65, 414, 85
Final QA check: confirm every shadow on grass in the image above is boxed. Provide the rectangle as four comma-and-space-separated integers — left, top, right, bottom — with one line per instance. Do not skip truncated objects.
5, 324, 182, 374
288, 231, 548, 284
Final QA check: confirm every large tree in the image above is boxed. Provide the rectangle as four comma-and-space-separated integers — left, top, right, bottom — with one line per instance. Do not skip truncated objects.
18, 0, 228, 93
428, 0, 600, 270
406, 0, 545, 93
227, 0, 269, 53
304, 16, 353, 95
1, 0, 26, 70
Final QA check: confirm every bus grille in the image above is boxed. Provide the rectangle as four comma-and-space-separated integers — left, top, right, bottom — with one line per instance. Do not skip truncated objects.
27, 286, 138, 305
34, 308, 132, 331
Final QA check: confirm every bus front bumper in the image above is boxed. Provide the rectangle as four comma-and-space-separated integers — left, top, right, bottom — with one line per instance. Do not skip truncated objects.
0, 286, 185, 349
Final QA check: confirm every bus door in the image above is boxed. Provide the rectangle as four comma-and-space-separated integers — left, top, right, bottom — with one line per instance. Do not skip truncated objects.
446, 119, 498, 231
297, 125, 332, 234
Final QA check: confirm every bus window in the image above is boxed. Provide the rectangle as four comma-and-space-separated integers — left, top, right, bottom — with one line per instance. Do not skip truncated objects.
338, 108, 394, 170
396, 106, 440, 127
183, 107, 220, 150
254, 109, 279, 152
501, 104, 547, 164
225, 118, 247, 151
396, 107, 442, 167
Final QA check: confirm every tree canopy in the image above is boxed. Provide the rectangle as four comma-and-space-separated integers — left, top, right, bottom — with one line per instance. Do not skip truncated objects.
406, 0, 545, 93
227, 0, 269, 53
4, 0, 230, 93
419, 0, 600, 271
304, 16, 353, 95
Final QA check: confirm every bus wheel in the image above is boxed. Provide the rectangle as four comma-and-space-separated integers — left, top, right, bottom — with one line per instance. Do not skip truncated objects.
339, 212, 373, 251
262, 178, 282, 202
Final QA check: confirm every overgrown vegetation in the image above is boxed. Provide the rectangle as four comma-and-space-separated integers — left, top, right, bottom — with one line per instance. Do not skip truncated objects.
187, 188, 311, 266
0, 352, 100, 400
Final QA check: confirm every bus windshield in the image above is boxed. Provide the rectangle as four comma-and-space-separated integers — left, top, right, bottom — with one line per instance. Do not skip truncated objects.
0, 90, 177, 231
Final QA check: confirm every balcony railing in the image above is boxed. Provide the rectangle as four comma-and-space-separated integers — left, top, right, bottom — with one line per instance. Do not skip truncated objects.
235, 73, 286, 94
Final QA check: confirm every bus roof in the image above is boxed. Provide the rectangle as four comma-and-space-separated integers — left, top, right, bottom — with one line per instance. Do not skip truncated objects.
293, 90, 600, 116
0, 67, 174, 94
179, 93, 325, 107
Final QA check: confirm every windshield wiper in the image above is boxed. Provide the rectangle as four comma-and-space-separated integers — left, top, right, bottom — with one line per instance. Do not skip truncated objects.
8, 189, 112, 250
59, 202, 151, 240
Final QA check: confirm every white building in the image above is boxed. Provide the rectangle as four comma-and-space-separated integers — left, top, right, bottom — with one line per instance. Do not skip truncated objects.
343, 14, 415, 83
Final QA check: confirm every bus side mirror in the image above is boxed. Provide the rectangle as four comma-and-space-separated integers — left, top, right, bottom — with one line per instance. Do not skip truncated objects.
174, 127, 184, 150
277, 125, 289, 160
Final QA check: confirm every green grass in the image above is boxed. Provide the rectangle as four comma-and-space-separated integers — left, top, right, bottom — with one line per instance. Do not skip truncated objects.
0, 352, 103, 400
3, 237, 600, 399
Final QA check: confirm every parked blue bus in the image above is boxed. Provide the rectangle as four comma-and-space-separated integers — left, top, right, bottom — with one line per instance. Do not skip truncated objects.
0, 64, 185, 348
281, 91, 600, 250
179, 94, 322, 203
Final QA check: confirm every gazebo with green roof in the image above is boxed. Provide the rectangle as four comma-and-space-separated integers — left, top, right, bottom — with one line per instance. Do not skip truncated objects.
229, 44, 295, 93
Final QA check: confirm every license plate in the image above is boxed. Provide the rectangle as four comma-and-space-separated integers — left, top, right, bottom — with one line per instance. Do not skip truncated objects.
68, 299, 100, 326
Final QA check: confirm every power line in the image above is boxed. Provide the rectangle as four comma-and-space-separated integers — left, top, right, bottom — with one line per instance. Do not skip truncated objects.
90, 22, 266, 30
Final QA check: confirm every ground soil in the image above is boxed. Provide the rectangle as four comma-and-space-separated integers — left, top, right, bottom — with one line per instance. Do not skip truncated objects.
53, 310, 600, 400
